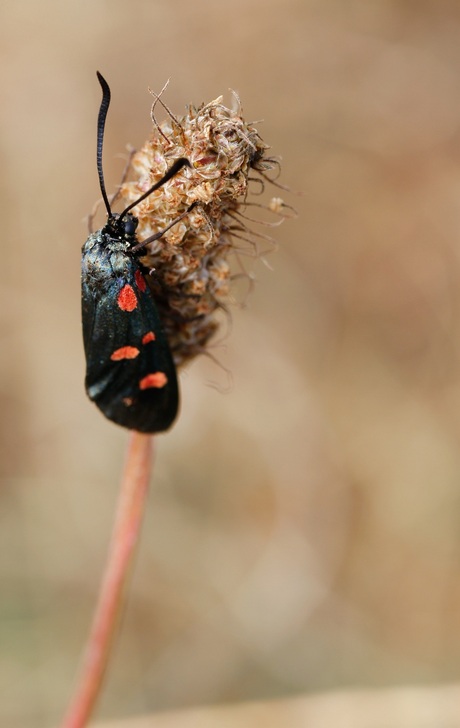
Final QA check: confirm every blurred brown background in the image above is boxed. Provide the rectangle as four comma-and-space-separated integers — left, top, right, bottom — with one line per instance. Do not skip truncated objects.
2, 1, 460, 726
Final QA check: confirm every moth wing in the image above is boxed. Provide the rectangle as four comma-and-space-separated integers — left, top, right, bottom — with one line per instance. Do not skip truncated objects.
82, 266, 179, 433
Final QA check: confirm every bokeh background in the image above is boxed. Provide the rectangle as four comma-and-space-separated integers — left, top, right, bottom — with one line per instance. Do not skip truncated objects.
2, 1, 460, 726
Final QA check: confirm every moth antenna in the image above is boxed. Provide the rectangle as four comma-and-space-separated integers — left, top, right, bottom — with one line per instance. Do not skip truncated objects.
119, 158, 190, 218
96, 71, 113, 218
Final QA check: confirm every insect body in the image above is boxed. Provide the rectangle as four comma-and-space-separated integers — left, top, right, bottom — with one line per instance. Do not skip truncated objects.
82, 72, 187, 432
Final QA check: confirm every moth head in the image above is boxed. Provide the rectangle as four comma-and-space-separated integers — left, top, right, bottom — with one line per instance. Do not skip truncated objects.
105, 212, 138, 240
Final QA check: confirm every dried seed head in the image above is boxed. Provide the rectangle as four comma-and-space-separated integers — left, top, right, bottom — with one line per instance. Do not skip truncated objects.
120, 92, 285, 367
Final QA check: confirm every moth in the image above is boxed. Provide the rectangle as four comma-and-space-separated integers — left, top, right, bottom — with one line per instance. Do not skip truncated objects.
82, 72, 188, 432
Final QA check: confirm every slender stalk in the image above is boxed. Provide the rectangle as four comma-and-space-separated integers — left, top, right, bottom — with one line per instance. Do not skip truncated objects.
60, 432, 154, 728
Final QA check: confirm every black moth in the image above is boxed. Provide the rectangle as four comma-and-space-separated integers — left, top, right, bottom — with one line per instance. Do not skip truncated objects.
82, 72, 187, 433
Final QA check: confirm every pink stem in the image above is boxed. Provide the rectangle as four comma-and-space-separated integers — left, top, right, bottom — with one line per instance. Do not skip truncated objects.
60, 431, 154, 728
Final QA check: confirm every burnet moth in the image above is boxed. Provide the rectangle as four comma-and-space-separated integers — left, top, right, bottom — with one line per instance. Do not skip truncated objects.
82, 72, 188, 433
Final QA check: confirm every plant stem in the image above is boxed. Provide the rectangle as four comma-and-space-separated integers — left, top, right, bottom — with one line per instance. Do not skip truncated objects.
60, 431, 154, 728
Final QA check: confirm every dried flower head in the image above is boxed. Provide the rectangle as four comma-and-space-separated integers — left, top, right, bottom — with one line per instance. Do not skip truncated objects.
120, 90, 286, 367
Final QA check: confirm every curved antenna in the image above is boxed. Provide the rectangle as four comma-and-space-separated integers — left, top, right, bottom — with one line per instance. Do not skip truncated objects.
96, 71, 112, 217
119, 158, 190, 218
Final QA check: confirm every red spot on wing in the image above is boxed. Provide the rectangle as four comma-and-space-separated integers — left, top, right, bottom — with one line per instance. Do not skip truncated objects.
118, 284, 137, 312
110, 346, 140, 361
142, 331, 156, 345
139, 372, 168, 390
135, 269, 147, 292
